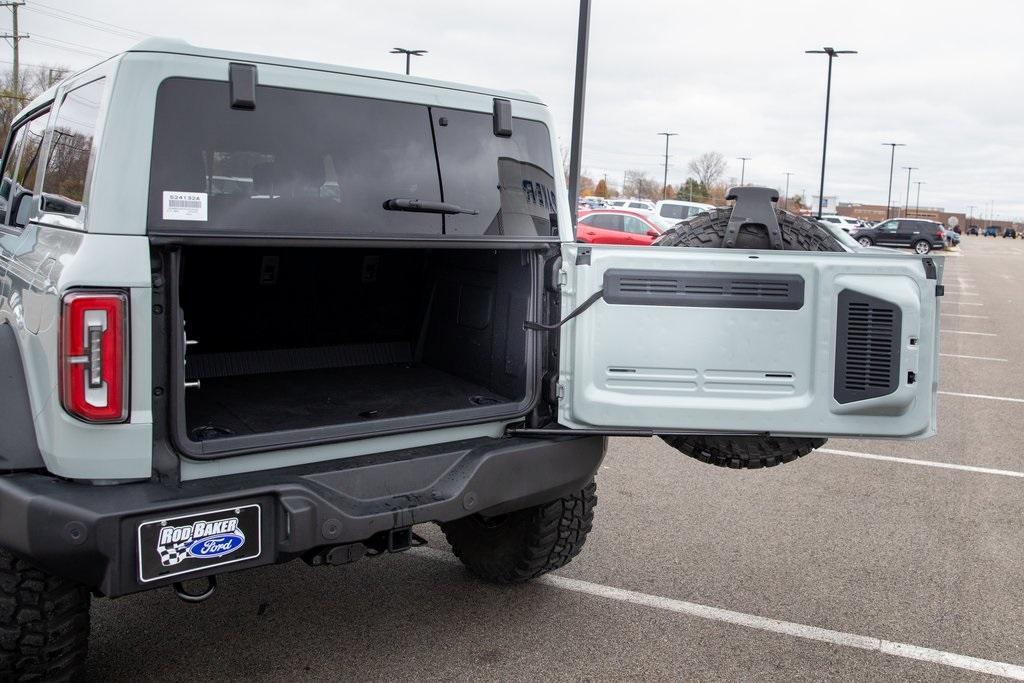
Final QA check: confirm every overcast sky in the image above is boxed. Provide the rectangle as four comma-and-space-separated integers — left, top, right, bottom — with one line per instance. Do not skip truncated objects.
15, 0, 1024, 219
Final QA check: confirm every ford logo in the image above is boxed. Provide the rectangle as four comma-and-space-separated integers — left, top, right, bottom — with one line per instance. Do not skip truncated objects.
187, 531, 245, 559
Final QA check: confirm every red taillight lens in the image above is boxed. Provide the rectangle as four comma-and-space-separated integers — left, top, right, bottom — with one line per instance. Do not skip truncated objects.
60, 291, 129, 423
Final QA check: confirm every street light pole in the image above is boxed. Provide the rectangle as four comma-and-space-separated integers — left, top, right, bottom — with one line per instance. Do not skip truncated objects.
881, 142, 905, 219
657, 132, 677, 199
913, 180, 925, 217
390, 47, 427, 75
783, 172, 794, 209
902, 166, 917, 218
566, 0, 591, 223
807, 47, 857, 219
736, 156, 750, 186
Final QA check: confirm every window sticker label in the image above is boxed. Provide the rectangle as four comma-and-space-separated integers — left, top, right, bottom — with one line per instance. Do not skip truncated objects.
162, 191, 208, 221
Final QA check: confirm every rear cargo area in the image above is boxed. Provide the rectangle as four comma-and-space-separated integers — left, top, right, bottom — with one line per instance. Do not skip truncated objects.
174, 246, 539, 450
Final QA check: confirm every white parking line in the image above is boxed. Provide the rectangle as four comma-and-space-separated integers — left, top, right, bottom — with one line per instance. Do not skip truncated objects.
413, 547, 1024, 679
940, 353, 1008, 362
940, 390, 1024, 404
941, 313, 988, 319
819, 447, 1024, 478
941, 330, 997, 337
947, 301, 984, 306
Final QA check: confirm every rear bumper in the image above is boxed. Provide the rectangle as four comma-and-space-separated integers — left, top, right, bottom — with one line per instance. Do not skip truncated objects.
0, 435, 605, 597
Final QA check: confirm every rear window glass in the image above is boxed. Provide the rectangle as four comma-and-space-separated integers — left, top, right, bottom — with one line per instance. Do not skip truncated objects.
658, 204, 697, 220
41, 78, 105, 219
148, 78, 556, 238
431, 108, 556, 236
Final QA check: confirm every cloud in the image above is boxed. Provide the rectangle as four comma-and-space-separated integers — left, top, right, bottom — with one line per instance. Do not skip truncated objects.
25, 0, 1024, 218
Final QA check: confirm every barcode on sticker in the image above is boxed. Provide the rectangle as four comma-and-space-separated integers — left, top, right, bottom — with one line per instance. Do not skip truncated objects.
162, 191, 208, 221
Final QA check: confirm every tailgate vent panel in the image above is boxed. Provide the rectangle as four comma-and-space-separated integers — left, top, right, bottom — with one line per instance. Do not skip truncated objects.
604, 270, 804, 309
834, 290, 902, 404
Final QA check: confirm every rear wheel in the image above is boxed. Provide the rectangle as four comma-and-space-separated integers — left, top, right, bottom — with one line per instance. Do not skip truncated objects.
441, 482, 596, 583
913, 239, 932, 254
652, 207, 842, 469
0, 547, 90, 681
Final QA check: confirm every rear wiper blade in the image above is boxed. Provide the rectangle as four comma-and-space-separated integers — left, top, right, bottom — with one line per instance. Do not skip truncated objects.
383, 198, 479, 215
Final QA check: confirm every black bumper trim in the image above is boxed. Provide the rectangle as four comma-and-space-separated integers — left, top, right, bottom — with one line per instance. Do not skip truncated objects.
0, 435, 605, 597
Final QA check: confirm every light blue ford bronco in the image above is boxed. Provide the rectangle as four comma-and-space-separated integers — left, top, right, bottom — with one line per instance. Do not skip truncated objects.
0, 39, 941, 679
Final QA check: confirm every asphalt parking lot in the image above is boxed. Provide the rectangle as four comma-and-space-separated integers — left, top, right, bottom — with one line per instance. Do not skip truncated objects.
85, 236, 1024, 681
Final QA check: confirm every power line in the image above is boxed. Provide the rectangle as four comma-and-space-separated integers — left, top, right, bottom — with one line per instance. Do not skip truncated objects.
24, 6, 146, 41
29, 1, 149, 38
32, 33, 108, 56
30, 37, 107, 59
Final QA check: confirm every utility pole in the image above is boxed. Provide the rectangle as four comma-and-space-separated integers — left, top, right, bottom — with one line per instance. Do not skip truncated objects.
913, 180, 925, 217
657, 132, 676, 199
783, 172, 794, 209
736, 156, 750, 186
0, 2, 27, 98
389, 47, 427, 75
881, 142, 905, 219
902, 166, 917, 217
807, 47, 857, 218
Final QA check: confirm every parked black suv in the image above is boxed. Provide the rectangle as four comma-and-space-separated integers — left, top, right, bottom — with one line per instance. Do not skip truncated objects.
849, 218, 946, 254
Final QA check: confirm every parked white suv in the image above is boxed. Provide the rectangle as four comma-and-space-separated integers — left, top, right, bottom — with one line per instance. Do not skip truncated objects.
652, 199, 716, 229
817, 214, 863, 233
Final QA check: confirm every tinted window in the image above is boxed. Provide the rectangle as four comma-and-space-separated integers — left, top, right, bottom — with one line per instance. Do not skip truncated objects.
41, 78, 105, 218
0, 122, 28, 205
623, 215, 651, 235
149, 78, 443, 236
659, 204, 687, 220
432, 108, 555, 236
581, 214, 623, 230
15, 115, 47, 193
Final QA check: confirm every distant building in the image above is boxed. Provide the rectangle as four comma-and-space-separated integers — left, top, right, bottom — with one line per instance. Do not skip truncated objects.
835, 202, 1016, 230
810, 195, 839, 213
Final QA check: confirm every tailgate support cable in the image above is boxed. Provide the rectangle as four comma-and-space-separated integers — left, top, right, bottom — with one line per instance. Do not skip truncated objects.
524, 288, 604, 331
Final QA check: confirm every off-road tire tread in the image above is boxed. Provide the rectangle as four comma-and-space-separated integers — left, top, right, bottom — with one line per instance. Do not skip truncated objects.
661, 434, 827, 469
0, 548, 90, 682
653, 206, 839, 469
441, 482, 597, 584
652, 207, 843, 252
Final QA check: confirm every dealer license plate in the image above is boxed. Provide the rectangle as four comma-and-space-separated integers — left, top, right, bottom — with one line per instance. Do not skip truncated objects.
137, 504, 262, 583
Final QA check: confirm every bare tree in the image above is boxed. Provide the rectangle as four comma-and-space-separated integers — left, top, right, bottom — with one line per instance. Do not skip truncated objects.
0, 64, 70, 145
623, 169, 659, 200
687, 152, 727, 191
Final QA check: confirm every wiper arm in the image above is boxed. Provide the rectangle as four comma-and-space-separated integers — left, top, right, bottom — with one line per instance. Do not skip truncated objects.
383, 198, 479, 215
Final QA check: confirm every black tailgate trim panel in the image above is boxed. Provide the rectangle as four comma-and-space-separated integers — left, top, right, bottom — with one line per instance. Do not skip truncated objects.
602, 269, 804, 310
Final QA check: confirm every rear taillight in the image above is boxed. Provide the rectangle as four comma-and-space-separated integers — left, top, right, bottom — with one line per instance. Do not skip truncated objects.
936, 229, 945, 239
60, 291, 129, 423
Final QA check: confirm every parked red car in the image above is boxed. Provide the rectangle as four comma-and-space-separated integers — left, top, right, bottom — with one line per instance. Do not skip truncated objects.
575, 209, 663, 245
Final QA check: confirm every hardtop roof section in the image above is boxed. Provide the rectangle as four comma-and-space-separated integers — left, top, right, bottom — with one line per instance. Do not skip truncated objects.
125, 38, 545, 105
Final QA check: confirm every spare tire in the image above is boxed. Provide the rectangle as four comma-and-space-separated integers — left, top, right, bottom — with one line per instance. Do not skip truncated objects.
653, 206, 842, 469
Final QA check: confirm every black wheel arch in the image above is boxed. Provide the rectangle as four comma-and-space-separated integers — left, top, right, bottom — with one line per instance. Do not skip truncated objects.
0, 324, 44, 471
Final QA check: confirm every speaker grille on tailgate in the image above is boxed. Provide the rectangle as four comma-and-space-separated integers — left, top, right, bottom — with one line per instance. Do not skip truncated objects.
834, 290, 902, 404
